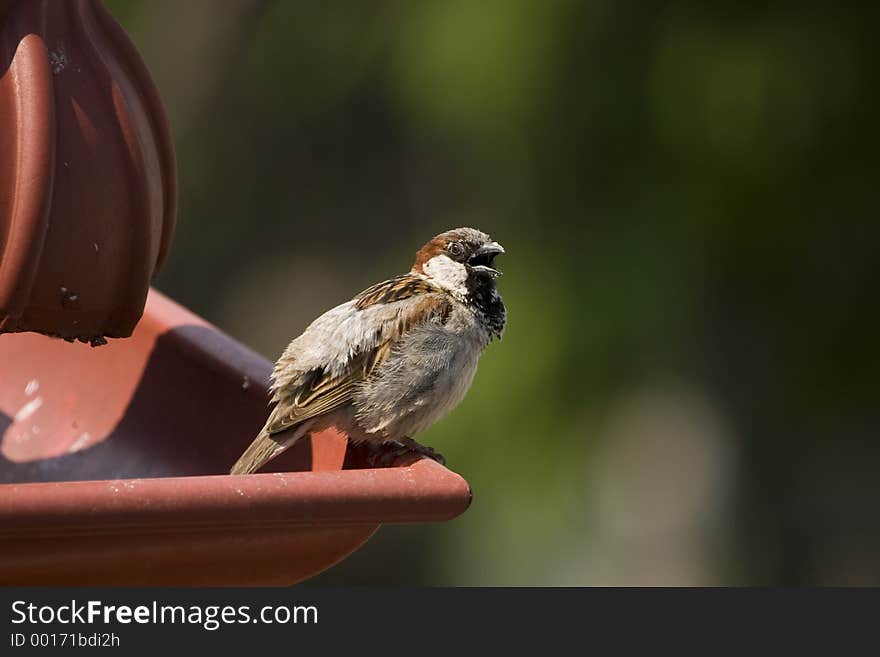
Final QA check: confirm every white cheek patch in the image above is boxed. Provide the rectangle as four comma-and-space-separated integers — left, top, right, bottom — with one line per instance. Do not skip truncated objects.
422, 254, 468, 296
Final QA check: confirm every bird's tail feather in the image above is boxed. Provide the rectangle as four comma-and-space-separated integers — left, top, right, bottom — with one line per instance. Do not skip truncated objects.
229, 422, 312, 475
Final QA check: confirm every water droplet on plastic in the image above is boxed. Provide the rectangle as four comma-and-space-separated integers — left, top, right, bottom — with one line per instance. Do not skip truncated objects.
60, 286, 81, 309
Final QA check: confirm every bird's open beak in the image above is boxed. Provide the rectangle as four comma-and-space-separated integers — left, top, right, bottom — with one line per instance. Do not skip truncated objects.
468, 242, 505, 277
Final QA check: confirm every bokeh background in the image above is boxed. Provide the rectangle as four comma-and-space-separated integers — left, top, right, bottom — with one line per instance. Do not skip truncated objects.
106, 0, 879, 585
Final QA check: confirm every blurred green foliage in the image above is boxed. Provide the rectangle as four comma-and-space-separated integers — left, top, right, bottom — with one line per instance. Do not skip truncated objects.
107, 0, 879, 584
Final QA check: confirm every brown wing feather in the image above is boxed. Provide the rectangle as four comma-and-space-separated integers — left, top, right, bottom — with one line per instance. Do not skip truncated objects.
264, 350, 373, 435
355, 275, 438, 310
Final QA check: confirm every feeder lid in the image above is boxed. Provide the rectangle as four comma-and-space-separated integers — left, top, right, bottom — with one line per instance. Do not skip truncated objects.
0, 0, 176, 343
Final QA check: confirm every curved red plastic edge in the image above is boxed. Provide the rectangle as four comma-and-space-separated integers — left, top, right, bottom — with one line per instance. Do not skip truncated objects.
0, 456, 472, 534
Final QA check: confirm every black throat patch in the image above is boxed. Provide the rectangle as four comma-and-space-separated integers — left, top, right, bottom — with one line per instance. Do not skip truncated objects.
465, 272, 506, 340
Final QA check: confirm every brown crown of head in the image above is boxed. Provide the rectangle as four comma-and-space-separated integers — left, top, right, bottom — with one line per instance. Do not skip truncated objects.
412, 227, 493, 273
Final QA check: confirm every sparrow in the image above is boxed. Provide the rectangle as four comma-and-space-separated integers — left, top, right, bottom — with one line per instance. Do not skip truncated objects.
230, 227, 506, 474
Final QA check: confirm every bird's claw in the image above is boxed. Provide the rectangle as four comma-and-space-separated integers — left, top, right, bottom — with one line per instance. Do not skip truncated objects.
402, 439, 446, 466
363, 438, 446, 468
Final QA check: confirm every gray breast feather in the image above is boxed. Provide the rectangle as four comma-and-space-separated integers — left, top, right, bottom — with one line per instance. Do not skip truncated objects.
352, 306, 486, 438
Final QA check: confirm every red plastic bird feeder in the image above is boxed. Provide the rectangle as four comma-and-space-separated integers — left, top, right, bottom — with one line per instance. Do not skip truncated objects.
0, 1, 471, 586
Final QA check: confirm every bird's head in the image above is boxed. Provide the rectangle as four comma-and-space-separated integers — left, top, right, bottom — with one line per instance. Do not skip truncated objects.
412, 228, 505, 297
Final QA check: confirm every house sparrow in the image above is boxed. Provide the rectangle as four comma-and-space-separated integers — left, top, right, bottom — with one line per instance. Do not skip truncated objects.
230, 227, 506, 475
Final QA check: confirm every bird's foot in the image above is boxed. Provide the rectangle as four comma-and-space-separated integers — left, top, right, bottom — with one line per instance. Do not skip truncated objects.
398, 437, 446, 466
364, 438, 446, 468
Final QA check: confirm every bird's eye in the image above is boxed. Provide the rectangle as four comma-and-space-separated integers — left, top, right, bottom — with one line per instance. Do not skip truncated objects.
448, 242, 464, 258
